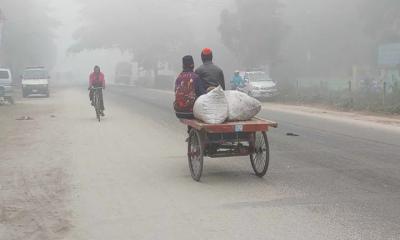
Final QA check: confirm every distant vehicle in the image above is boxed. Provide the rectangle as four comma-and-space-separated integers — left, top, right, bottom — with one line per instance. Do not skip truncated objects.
21, 67, 50, 98
0, 68, 14, 104
238, 71, 278, 99
115, 62, 133, 85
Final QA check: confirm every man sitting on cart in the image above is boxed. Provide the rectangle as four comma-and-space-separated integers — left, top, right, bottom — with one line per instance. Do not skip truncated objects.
195, 48, 226, 91
174, 55, 206, 119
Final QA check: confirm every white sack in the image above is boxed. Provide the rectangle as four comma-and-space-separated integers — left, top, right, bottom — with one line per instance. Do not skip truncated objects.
225, 90, 262, 121
193, 86, 228, 124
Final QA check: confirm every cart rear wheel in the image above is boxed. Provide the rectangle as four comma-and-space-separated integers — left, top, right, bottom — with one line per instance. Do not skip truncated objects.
250, 132, 270, 177
188, 129, 204, 182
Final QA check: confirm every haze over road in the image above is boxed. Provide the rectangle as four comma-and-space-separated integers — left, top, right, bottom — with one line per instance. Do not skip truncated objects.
1, 86, 400, 240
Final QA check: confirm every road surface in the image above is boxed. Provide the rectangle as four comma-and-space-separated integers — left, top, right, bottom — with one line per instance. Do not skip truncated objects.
1, 86, 399, 240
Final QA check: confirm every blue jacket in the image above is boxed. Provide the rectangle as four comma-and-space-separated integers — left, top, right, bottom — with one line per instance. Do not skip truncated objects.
231, 75, 244, 87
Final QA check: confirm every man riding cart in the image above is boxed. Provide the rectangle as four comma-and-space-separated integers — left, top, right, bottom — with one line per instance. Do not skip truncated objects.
173, 49, 277, 182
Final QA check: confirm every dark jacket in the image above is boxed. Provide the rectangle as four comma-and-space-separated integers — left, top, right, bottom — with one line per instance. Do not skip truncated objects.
195, 61, 225, 90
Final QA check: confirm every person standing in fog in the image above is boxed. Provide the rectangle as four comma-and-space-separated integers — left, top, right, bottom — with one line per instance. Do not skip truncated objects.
195, 48, 225, 91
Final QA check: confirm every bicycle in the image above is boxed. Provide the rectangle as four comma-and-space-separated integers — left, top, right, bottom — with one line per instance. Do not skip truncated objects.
91, 87, 104, 122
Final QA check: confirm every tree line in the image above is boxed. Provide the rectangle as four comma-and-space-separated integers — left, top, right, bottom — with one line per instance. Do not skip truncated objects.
1, 0, 400, 82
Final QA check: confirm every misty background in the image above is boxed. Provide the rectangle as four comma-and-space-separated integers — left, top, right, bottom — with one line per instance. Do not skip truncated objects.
0, 0, 399, 112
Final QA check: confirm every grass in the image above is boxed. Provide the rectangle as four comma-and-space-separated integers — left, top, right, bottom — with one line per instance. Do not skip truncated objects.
277, 86, 400, 114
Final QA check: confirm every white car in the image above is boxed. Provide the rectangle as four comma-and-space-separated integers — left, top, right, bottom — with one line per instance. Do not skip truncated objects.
21, 67, 50, 98
0, 68, 14, 104
239, 71, 278, 99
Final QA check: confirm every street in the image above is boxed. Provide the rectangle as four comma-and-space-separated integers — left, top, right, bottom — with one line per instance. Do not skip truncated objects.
1, 86, 400, 240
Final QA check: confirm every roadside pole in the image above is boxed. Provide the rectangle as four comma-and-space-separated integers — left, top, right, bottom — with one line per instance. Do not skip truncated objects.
383, 81, 387, 108
349, 80, 354, 107
296, 78, 300, 104
0, 9, 4, 59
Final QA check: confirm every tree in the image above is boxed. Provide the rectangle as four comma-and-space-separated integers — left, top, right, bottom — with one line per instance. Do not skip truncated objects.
70, 0, 195, 78
360, 0, 400, 43
218, 0, 287, 68
0, 0, 58, 80
272, 0, 377, 80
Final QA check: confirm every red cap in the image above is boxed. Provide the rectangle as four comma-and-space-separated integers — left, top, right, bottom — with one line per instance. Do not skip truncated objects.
202, 48, 212, 56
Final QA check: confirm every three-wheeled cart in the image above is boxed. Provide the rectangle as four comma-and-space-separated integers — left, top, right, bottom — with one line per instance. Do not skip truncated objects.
180, 118, 278, 181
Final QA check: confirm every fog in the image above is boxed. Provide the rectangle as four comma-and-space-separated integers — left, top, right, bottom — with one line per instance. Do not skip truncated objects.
2, 1, 400, 239
1, 0, 400, 110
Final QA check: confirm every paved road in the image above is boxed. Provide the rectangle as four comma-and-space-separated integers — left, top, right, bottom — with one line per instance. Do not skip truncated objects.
107, 85, 400, 239
1, 86, 399, 240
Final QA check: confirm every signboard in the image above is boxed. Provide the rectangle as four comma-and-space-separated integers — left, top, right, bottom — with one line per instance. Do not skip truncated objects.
378, 43, 400, 66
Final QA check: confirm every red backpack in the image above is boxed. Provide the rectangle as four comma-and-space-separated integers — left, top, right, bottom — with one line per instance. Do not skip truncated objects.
174, 72, 197, 112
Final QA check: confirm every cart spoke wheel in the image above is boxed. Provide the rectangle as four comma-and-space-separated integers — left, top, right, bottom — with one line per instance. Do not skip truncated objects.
250, 132, 270, 177
188, 129, 204, 182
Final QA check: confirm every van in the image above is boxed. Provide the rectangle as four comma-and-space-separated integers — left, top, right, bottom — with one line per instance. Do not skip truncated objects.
115, 62, 133, 85
0, 68, 14, 104
21, 67, 50, 98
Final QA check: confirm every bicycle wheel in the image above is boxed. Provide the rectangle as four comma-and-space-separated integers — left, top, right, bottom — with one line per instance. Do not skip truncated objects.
250, 132, 270, 177
94, 91, 101, 122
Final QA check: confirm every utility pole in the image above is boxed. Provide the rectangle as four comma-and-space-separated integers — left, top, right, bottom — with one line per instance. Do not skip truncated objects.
0, 9, 4, 45
0, 9, 4, 63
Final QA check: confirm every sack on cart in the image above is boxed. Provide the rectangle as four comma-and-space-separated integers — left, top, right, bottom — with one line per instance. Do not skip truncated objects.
225, 90, 262, 121
193, 86, 228, 124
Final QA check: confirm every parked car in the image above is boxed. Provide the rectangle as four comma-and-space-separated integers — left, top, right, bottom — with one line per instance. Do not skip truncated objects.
0, 68, 15, 104
21, 67, 50, 98
238, 71, 278, 99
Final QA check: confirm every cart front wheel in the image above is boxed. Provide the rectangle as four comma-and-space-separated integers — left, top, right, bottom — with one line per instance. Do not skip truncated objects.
188, 129, 204, 182
250, 132, 270, 177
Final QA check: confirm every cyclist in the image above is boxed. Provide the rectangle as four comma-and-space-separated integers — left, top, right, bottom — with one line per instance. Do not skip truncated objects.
89, 65, 106, 116
231, 70, 244, 90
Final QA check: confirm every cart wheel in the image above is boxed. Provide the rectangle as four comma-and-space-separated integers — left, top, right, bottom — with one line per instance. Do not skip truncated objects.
250, 132, 270, 177
188, 129, 204, 182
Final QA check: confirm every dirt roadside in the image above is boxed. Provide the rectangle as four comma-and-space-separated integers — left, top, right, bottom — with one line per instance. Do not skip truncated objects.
0, 93, 72, 240
262, 102, 400, 130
